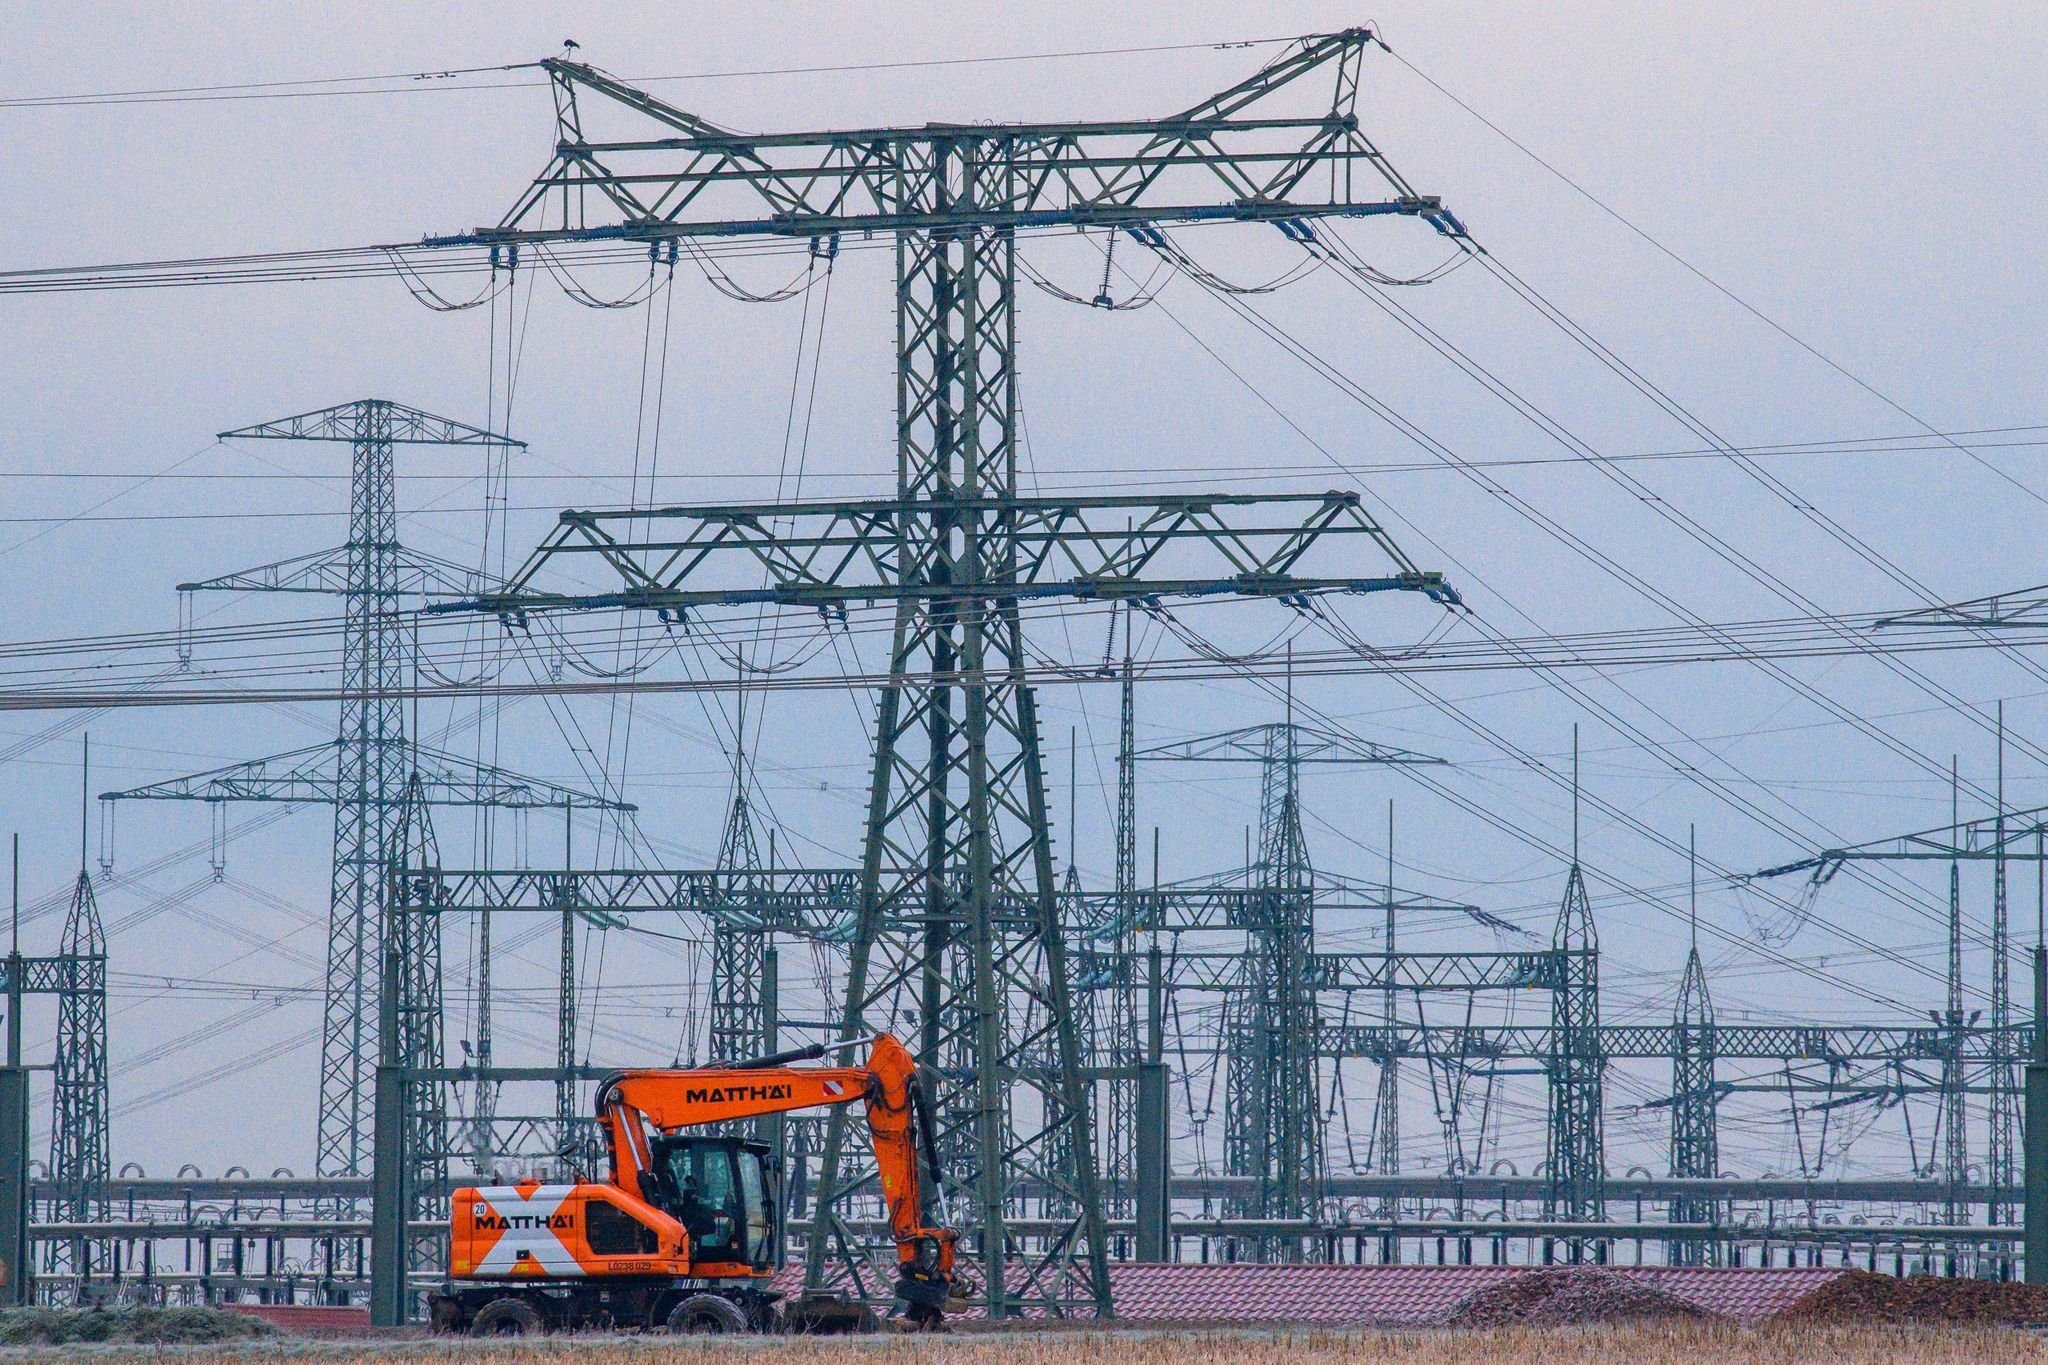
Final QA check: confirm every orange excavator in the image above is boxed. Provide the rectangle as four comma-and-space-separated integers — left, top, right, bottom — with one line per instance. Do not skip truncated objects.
428, 1035, 959, 1336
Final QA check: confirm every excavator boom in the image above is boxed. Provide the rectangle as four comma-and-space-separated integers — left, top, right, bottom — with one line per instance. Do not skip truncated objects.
599, 1034, 949, 1264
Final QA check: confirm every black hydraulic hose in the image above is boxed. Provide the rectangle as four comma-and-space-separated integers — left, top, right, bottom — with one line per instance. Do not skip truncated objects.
910, 1068, 945, 1192
724, 1041, 828, 1069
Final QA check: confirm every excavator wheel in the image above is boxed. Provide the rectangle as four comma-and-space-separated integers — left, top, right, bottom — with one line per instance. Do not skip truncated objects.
468, 1296, 546, 1338
667, 1293, 751, 1334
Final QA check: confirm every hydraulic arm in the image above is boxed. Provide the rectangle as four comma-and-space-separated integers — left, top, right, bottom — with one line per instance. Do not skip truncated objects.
598, 1034, 957, 1302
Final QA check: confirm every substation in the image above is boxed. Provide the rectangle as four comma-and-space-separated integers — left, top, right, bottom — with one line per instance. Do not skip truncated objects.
4, 26, 2048, 1327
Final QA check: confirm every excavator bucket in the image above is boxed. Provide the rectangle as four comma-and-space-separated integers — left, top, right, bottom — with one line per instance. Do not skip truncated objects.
781, 1291, 881, 1334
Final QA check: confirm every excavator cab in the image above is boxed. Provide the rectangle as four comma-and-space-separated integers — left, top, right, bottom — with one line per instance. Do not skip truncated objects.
650, 1136, 779, 1273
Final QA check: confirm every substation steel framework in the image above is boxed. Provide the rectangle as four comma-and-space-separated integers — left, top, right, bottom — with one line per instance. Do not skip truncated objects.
430, 28, 1466, 1316
99, 400, 629, 1199
1750, 796, 2048, 1264
1, 869, 108, 1291
1140, 718, 1443, 1254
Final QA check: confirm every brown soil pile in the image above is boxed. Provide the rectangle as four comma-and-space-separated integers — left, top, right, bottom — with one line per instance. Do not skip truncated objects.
1775, 1269, 2048, 1326
1443, 1268, 1720, 1328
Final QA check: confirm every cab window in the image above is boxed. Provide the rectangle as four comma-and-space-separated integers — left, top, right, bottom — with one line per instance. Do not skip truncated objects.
660, 1142, 741, 1261
738, 1147, 773, 1266
696, 1146, 739, 1258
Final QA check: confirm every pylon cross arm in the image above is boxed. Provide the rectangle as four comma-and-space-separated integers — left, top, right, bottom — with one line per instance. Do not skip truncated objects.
429, 32, 1464, 249
441, 491, 1457, 616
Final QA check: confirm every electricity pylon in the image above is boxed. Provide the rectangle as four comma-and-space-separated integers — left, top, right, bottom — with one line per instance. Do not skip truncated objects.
436, 30, 1463, 1314
104, 400, 626, 1189
1750, 772, 2048, 1270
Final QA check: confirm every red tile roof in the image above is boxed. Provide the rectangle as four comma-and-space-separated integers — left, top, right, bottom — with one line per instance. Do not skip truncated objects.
221, 1303, 373, 1332
782, 1259, 1843, 1326
239, 1263, 1845, 1332
1105, 1263, 1841, 1326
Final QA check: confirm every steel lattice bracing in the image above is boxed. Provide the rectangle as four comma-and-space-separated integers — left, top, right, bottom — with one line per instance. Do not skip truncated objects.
820, 147, 1103, 1312
1319, 1019, 2033, 1062
388, 777, 449, 1284
1667, 941, 1718, 1265
46, 870, 108, 1283
1985, 725, 2017, 1251
1748, 789, 2048, 1263
1232, 724, 1320, 1254
1, 933, 109, 1297
435, 32, 1465, 1316
327, 400, 408, 1183
1989, 811, 2018, 1235
1376, 809, 1402, 1231
1099, 643, 1141, 1219
1545, 865, 1605, 1245
707, 731, 768, 1068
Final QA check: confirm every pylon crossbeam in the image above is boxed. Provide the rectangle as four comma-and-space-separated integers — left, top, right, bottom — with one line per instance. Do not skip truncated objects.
459, 491, 1451, 616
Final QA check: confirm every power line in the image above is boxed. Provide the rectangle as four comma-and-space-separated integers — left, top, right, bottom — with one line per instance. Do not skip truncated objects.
0, 37, 1291, 110
7, 421, 2044, 482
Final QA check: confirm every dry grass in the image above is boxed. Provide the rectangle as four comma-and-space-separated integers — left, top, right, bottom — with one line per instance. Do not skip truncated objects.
32, 1322, 2048, 1364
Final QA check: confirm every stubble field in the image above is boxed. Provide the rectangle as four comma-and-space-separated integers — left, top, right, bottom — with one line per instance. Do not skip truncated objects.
25, 1323, 2048, 1364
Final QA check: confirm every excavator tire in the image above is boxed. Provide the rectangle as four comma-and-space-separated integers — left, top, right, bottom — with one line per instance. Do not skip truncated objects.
469, 1296, 546, 1337
668, 1293, 751, 1334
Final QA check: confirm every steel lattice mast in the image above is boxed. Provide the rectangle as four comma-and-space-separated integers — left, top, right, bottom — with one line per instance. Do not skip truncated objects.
388, 774, 449, 1282
117, 400, 628, 1187
707, 707, 771, 1071
1668, 829, 1719, 1266
1749, 768, 2048, 1268
1104, 621, 1140, 1219
1991, 711, 2017, 1242
47, 866, 107, 1283
1377, 804, 1401, 1225
434, 30, 1463, 1314
223, 401, 495, 1180
1545, 861, 1605, 1246
1546, 737, 1606, 1249
1243, 719, 1319, 1254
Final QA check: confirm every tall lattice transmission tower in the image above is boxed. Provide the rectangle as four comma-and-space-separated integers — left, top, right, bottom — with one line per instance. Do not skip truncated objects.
102, 401, 625, 1187
439, 30, 1466, 1312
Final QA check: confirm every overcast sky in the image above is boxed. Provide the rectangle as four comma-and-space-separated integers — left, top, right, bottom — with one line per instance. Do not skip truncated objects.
1, 2, 2044, 1182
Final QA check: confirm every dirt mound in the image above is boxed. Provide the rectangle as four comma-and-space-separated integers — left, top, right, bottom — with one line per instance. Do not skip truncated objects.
1444, 1267, 1721, 1328
0, 1304, 280, 1346
1775, 1269, 2048, 1326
